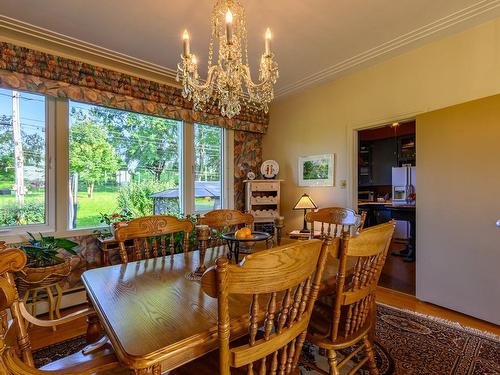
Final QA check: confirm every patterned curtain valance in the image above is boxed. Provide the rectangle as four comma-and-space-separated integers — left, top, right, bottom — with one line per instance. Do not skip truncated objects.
0, 42, 268, 134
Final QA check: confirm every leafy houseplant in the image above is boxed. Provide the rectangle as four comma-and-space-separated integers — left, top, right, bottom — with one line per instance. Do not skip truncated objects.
20, 232, 78, 268
16, 233, 79, 295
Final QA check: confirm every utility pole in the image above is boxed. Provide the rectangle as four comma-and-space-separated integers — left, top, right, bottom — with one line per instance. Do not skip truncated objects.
12, 91, 25, 205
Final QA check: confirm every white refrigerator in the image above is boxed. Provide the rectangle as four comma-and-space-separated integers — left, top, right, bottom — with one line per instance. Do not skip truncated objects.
391, 166, 416, 239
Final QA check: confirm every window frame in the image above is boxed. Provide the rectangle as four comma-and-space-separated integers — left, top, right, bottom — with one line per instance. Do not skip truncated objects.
0, 93, 56, 240
192, 122, 226, 215
1, 96, 232, 243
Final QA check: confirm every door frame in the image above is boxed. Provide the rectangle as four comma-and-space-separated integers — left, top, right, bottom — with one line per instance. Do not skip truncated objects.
346, 112, 421, 211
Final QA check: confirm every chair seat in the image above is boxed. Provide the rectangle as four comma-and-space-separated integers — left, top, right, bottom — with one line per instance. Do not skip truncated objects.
307, 301, 372, 350
39, 342, 127, 374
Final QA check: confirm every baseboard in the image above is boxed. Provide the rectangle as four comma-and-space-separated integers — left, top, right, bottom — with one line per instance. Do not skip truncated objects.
24, 287, 87, 316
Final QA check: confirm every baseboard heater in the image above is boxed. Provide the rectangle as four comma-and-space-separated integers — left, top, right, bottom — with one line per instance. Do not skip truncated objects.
23, 286, 88, 316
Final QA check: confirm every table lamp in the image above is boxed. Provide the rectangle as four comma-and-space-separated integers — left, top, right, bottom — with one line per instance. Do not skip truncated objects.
293, 193, 318, 233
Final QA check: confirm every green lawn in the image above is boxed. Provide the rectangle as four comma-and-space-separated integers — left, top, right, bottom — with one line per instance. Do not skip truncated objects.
0, 191, 45, 205
1, 186, 219, 229
73, 191, 120, 228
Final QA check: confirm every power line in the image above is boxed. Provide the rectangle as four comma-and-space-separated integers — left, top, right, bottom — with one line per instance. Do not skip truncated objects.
0, 92, 45, 102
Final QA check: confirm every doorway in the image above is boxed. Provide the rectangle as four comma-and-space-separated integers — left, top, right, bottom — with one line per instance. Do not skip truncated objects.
357, 120, 416, 295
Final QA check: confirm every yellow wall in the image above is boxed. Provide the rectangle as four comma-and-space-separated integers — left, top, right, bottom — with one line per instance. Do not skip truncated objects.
416, 95, 500, 324
264, 17, 500, 230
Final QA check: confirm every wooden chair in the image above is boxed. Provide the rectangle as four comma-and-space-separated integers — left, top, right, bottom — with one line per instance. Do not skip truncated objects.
198, 209, 254, 247
114, 215, 195, 263
358, 210, 368, 231
171, 238, 331, 375
0, 247, 127, 374
306, 221, 396, 375
306, 207, 362, 244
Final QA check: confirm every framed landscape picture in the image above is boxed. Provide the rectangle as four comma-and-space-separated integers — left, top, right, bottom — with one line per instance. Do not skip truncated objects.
298, 154, 334, 187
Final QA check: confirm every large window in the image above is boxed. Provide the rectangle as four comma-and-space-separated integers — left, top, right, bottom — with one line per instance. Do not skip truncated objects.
194, 123, 223, 213
0, 89, 47, 229
68, 102, 182, 229
0, 89, 229, 239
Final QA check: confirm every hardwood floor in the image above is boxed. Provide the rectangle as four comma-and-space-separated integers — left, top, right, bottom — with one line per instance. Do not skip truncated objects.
28, 306, 89, 350
28, 287, 499, 351
379, 241, 415, 295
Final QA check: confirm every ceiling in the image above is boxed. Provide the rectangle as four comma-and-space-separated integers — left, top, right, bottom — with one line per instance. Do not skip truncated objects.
1, 0, 500, 98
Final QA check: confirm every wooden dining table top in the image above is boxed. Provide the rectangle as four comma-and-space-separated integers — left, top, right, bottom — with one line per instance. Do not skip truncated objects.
82, 241, 349, 371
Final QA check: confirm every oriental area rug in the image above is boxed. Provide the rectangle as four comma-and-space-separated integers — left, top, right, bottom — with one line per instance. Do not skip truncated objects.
33, 304, 500, 374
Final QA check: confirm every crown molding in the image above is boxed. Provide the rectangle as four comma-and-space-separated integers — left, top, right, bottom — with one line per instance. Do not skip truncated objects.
0, 15, 178, 82
275, 0, 500, 98
2, 0, 500, 100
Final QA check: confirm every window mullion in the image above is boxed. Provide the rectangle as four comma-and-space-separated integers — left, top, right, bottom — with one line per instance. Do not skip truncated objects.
224, 129, 234, 209
54, 98, 69, 233
182, 121, 195, 215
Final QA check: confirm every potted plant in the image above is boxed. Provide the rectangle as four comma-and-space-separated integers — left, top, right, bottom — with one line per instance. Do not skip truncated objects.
16, 233, 79, 295
99, 208, 133, 237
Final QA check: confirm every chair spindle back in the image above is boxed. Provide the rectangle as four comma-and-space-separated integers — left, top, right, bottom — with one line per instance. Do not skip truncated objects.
114, 215, 194, 263
198, 209, 254, 247
201, 239, 331, 375
305, 208, 362, 259
331, 221, 395, 341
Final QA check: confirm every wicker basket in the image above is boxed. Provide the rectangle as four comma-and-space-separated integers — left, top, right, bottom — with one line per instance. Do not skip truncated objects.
15, 258, 71, 296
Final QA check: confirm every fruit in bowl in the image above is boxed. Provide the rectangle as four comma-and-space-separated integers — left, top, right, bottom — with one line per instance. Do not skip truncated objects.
235, 227, 252, 239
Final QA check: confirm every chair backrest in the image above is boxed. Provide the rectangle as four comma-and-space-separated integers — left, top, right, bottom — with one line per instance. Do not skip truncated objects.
305, 208, 362, 254
201, 239, 330, 375
198, 209, 254, 247
114, 215, 194, 263
358, 210, 367, 230
0, 247, 35, 368
330, 221, 395, 341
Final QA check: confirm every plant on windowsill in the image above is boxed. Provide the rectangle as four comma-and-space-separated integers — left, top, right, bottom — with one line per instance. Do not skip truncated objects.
98, 208, 134, 238
16, 233, 79, 295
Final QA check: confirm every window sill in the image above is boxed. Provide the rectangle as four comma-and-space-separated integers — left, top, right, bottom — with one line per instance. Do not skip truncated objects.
0, 227, 103, 245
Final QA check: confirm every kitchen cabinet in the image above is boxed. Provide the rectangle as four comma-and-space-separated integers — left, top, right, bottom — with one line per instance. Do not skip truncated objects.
371, 138, 397, 185
358, 134, 415, 187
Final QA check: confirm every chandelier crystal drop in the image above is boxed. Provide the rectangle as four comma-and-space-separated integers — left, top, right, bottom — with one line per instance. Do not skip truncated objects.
176, 0, 279, 119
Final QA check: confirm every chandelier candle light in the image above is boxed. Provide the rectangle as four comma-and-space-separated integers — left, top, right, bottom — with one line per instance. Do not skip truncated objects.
177, 0, 279, 119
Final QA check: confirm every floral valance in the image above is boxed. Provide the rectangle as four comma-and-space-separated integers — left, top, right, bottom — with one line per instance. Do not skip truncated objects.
0, 42, 268, 134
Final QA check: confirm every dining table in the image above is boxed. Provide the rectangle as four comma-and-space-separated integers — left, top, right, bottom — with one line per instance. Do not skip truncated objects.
82, 239, 356, 373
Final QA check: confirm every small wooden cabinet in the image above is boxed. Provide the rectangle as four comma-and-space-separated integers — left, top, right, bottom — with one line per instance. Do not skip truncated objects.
244, 180, 282, 234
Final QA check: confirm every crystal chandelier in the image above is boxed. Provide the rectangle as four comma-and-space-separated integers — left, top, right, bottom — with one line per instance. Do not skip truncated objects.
177, 0, 279, 119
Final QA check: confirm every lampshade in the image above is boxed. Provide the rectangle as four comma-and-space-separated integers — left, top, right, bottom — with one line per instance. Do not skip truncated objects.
293, 193, 317, 210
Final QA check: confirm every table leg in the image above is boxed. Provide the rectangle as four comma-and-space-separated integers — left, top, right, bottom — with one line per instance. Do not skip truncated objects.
86, 295, 102, 345
226, 241, 233, 262
235, 242, 240, 264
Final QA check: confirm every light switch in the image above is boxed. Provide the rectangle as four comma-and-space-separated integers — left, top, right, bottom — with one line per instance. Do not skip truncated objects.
340, 180, 347, 189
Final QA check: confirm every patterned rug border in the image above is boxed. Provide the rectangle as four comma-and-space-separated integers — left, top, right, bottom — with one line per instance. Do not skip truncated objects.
377, 302, 500, 342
